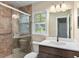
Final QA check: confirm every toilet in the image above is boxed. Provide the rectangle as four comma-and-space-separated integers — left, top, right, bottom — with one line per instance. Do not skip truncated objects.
24, 41, 39, 58
24, 52, 38, 58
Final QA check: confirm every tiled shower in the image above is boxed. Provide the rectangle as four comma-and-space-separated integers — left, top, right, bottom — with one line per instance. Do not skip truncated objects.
0, 3, 32, 57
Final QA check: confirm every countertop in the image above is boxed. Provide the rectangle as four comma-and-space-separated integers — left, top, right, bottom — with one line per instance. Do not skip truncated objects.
33, 39, 79, 52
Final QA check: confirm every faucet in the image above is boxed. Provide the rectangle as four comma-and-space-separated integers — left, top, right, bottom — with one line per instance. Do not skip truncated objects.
57, 35, 59, 42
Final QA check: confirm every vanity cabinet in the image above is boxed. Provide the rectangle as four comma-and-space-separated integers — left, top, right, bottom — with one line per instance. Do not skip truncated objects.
38, 45, 79, 58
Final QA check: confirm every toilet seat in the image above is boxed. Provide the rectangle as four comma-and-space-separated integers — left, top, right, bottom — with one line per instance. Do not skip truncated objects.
24, 52, 38, 58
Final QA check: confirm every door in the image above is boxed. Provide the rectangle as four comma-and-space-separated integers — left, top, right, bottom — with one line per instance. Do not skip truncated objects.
58, 17, 67, 38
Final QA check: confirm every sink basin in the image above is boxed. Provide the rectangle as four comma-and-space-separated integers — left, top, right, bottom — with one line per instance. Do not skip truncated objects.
46, 40, 66, 46
40, 39, 78, 51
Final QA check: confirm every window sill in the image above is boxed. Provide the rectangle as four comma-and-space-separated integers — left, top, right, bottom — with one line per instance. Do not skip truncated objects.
32, 32, 48, 36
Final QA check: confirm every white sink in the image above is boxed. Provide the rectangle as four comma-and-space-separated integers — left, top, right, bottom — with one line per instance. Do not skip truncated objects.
40, 39, 79, 52
42, 40, 66, 46
49, 41, 66, 45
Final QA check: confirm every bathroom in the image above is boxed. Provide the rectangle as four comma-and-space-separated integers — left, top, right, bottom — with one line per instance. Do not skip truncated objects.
0, 1, 79, 58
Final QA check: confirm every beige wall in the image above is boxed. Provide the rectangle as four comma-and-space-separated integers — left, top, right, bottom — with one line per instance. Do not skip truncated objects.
32, 2, 73, 41
32, 35, 46, 42
77, 9, 79, 40
32, 2, 51, 41
32, 2, 51, 11
32, 1, 72, 12
49, 10, 71, 37
74, 2, 79, 45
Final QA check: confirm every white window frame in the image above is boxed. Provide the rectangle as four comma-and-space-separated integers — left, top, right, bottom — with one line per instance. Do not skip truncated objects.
32, 9, 49, 36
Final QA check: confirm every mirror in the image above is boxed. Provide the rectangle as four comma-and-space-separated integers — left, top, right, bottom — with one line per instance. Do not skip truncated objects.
49, 9, 71, 39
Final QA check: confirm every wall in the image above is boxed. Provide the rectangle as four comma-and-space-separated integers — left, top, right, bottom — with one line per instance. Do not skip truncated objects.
0, 5, 12, 57
19, 5, 32, 14
32, 1, 73, 41
73, 2, 79, 46
77, 8, 79, 41
32, 2, 51, 41
19, 4, 46, 42
32, 1, 72, 12
32, 35, 46, 42
32, 2, 51, 12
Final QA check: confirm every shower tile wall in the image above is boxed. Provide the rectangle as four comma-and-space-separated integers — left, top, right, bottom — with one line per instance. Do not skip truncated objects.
0, 5, 12, 57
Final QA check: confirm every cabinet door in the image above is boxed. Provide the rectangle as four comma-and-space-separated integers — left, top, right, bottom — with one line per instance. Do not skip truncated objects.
38, 52, 52, 58
38, 52, 63, 58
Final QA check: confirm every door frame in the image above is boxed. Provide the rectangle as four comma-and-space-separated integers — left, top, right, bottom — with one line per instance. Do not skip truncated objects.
56, 15, 69, 38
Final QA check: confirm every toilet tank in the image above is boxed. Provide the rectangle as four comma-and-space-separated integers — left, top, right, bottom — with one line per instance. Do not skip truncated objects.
32, 41, 39, 53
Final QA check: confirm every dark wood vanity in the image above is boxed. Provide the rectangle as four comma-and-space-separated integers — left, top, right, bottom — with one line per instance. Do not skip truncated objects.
38, 45, 79, 58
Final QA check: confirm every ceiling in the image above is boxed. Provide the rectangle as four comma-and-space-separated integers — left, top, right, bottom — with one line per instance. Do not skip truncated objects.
3, 1, 39, 8
3, 1, 73, 8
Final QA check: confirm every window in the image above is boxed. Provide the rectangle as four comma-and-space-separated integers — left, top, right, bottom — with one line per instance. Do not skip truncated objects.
33, 11, 47, 35
19, 14, 29, 34
35, 24, 46, 33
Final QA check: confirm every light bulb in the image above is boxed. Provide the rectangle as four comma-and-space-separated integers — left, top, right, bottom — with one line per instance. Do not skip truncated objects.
49, 5, 56, 13
61, 3, 67, 12
56, 4, 61, 12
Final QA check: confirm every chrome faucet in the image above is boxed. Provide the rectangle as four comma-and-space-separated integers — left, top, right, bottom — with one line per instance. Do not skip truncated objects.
57, 35, 59, 42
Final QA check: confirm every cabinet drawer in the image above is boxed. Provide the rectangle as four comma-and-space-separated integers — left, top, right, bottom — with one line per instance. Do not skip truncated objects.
39, 45, 79, 57
61, 49, 79, 57
39, 45, 62, 56
38, 52, 63, 58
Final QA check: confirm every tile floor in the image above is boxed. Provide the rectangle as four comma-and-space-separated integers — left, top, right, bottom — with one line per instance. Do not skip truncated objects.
6, 48, 27, 58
